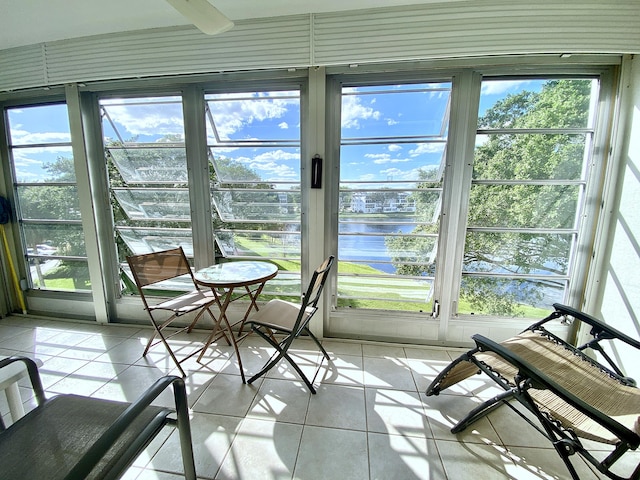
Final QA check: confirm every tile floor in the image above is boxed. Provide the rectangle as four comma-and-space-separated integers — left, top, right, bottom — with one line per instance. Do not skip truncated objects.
0, 314, 637, 480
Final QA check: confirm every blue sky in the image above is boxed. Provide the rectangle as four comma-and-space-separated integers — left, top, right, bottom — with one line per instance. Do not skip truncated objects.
7, 80, 542, 185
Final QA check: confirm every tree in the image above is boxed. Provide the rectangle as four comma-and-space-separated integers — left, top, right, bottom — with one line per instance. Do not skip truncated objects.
387, 79, 592, 315
19, 156, 89, 289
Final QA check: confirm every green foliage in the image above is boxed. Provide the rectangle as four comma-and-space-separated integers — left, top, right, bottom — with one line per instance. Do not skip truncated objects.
387, 79, 592, 315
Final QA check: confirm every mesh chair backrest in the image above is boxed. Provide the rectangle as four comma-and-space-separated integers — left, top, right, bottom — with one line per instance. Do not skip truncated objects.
127, 247, 193, 288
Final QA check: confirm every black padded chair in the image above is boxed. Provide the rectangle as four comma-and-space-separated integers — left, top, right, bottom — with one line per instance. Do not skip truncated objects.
426, 304, 640, 480
0, 356, 196, 480
246, 256, 335, 393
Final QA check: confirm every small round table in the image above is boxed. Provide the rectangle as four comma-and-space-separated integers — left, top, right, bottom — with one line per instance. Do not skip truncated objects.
194, 261, 278, 378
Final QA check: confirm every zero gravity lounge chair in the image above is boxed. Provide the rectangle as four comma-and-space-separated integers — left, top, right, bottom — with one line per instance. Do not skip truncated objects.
426, 303, 640, 480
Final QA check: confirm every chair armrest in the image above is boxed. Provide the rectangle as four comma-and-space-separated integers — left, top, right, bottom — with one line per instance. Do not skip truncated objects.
552, 303, 640, 351
65, 375, 195, 480
472, 334, 640, 448
0, 356, 46, 406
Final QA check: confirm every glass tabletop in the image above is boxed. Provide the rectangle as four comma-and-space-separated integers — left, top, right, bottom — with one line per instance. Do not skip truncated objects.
194, 260, 278, 287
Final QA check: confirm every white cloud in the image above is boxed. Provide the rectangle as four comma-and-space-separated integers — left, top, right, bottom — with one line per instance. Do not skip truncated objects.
341, 95, 381, 129
278, 122, 289, 129
103, 104, 184, 137
254, 149, 299, 162
10, 128, 71, 144
208, 95, 296, 139
373, 157, 410, 165
409, 143, 445, 156
481, 80, 533, 96
388, 144, 402, 152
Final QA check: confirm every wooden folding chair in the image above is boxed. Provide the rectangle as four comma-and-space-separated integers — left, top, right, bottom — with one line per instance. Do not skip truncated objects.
127, 247, 226, 377
426, 303, 640, 480
246, 256, 335, 393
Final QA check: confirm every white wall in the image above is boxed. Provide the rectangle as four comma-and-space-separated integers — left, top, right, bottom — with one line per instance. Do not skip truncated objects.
592, 55, 640, 379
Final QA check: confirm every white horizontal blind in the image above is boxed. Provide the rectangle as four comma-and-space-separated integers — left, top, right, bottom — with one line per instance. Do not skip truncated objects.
0, 44, 46, 90
0, 0, 638, 92
313, 0, 640, 64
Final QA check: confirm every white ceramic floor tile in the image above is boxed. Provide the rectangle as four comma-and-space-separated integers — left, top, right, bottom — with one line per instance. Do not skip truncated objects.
4, 316, 623, 480
487, 404, 553, 449
368, 432, 446, 480
192, 373, 262, 417
362, 356, 417, 391
422, 391, 502, 445
321, 340, 363, 356
216, 418, 303, 480
46, 358, 129, 396
90, 364, 174, 406
37, 355, 89, 389
403, 347, 451, 362
305, 383, 366, 431
247, 377, 311, 423
504, 445, 605, 480
58, 333, 129, 361
435, 438, 516, 480
407, 357, 452, 393
263, 350, 323, 385
149, 412, 242, 479
365, 387, 430, 438
294, 425, 368, 480
94, 337, 151, 365
362, 342, 407, 359
319, 353, 364, 386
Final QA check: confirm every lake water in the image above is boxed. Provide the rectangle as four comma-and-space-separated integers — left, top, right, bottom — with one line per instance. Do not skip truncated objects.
338, 218, 564, 307
339, 218, 416, 273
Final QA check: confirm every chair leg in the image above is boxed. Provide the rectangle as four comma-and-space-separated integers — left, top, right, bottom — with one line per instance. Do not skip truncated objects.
158, 335, 187, 377
247, 329, 318, 393
247, 329, 287, 385
451, 389, 515, 433
304, 327, 330, 360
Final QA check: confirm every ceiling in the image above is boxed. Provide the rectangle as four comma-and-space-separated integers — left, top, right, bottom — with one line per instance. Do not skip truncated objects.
0, 0, 458, 51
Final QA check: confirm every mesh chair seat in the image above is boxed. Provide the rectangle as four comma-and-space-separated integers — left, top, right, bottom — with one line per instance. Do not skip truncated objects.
152, 288, 216, 313
0, 395, 168, 480
0, 356, 196, 480
248, 299, 315, 332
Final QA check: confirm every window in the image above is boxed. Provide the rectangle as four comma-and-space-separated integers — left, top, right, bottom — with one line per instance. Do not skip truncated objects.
337, 82, 451, 311
101, 96, 193, 265
5, 103, 90, 292
205, 89, 302, 298
461, 78, 599, 317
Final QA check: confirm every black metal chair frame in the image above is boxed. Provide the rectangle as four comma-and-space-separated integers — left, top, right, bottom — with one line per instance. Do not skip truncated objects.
246, 255, 335, 394
0, 356, 196, 480
426, 303, 640, 480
